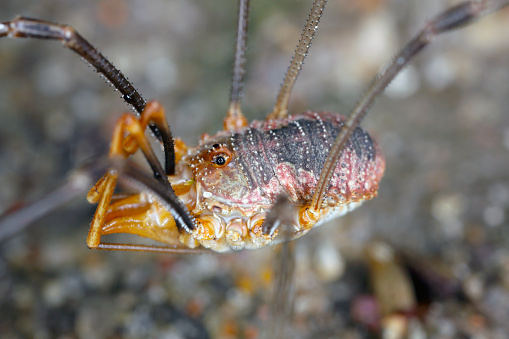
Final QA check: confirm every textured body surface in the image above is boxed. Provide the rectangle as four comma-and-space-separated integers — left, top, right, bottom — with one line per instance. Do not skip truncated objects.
189, 111, 383, 207
234, 111, 382, 205
174, 111, 384, 251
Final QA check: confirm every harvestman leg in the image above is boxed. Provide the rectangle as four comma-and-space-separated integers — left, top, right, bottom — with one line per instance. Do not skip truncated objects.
221, 2, 299, 334
260, 196, 297, 339
261, 0, 509, 232
0, 17, 204, 252
253, 0, 328, 239
224, 0, 250, 130
0, 17, 176, 175
0, 152, 202, 253
261, 2, 509, 330
223, 0, 299, 242
0, 160, 107, 243
304, 0, 509, 219
268, 0, 327, 120
262, 240, 296, 339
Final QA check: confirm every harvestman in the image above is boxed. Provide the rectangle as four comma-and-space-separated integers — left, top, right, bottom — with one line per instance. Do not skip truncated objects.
0, 0, 508, 253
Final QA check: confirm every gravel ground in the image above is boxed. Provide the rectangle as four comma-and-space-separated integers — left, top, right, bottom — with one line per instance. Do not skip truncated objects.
1, 0, 509, 338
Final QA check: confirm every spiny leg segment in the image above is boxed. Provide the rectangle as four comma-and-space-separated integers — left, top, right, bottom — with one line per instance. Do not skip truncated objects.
0, 17, 202, 251
252, 0, 329, 240
224, 0, 250, 130
304, 0, 509, 220
260, 0, 509, 239
2, 1, 507, 252
0, 17, 176, 175
268, 0, 327, 120
224, 0, 300, 242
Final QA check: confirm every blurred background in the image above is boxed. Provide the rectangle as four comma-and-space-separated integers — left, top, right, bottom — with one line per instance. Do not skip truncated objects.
1, 0, 509, 337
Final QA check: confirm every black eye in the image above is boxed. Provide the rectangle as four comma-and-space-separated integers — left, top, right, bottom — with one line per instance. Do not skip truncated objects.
209, 149, 231, 168
214, 155, 226, 166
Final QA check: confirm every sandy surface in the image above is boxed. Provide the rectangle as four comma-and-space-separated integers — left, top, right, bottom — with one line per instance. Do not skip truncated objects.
1, 0, 509, 338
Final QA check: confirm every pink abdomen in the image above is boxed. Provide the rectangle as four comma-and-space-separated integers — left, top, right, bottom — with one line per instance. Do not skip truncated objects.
232, 111, 385, 206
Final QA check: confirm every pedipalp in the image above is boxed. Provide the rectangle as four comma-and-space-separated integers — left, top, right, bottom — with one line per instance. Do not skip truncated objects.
86, 102, 197, 250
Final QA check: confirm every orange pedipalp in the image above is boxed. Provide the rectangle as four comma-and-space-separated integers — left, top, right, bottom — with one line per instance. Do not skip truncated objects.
87, 101, 183, 250
98, 192, 183, 247
102, 214, 181, 247
123, 101, 170, 154
103, 194, 151, 222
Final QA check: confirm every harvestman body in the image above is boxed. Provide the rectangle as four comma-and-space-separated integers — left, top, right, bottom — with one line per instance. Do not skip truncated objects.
0, 0, 507, 253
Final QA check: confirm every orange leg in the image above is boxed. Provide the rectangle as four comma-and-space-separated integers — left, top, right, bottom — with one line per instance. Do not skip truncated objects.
224, 102, 248, 131
87, 171, 119, 248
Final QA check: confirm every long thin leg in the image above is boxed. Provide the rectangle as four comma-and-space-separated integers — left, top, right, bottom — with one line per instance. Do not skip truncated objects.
259, 198, 297, 338
96, 243, 209, 254
0, 156, 202, 253
0, 17, 176, 175
267, 0, 327, 120
262, 241, 296, 339
261, 194, 296, 238
308, 0, 509, 215
0, 159, 107, 243
224, 0, 250, 130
